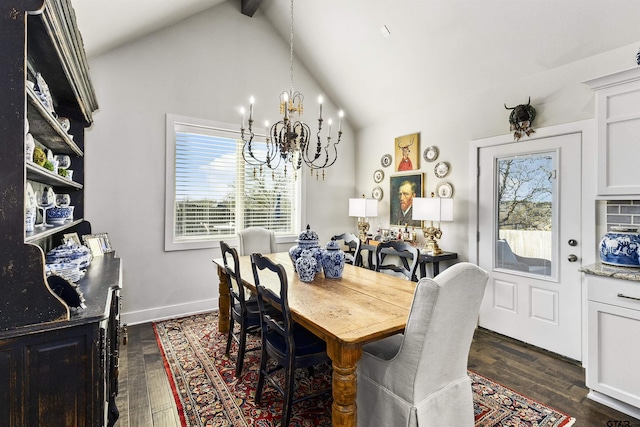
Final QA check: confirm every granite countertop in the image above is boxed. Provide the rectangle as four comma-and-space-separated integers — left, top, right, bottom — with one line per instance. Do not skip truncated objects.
580, 263, 640, 282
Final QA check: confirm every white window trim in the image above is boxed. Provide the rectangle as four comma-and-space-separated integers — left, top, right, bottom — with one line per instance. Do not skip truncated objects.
164, 113, 302, 251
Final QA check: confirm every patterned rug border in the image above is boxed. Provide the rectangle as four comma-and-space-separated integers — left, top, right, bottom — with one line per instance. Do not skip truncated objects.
468, 370, 576, 427
153, 322, 188, 427
153, 311, 577, 427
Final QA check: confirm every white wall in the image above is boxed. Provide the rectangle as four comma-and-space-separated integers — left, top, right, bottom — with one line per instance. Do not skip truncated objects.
85, 0, 640, 323
354, 41, 640, 266
84, 1, 355, 324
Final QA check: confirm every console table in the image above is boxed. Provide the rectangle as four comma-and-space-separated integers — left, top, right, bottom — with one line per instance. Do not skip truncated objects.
358, 242, 457, 279
418, 251, 458, 277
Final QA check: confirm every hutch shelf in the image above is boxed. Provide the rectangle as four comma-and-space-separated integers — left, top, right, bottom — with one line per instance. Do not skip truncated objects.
0, 1, 122, 426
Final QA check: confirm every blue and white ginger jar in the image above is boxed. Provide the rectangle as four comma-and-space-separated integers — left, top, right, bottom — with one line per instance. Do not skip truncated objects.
321, 237, 346, 279
295, 249, 318, 282
289, 224, 322, 273
599, 227, 640, 267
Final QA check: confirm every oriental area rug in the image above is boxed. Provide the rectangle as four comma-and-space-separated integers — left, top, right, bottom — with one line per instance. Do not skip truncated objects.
154, 311, 575, 427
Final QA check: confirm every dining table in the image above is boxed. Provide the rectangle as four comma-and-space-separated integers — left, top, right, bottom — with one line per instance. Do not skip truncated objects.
212, 251, 417, 427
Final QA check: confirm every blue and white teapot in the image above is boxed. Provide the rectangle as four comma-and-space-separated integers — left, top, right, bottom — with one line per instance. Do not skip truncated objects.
289, 224, 323, 273
321, 237, 346, 279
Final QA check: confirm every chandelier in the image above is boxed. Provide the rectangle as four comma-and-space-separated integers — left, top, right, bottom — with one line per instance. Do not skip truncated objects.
239, 0, 343, 180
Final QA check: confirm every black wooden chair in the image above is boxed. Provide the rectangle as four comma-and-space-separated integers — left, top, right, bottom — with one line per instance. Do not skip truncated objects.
332, 232, 361, 265
250, 253, 330, 427
220, 240, 262, 378
375, 240, 420, 281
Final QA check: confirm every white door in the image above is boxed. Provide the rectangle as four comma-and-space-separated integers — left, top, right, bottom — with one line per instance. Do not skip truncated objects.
477, 132, 582, 360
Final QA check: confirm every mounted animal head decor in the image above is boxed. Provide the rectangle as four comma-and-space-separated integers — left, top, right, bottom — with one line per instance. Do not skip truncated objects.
504, 97, 537, 141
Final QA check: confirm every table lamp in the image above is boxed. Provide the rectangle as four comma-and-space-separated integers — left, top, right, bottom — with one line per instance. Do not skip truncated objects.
412, 195, 453, 254
349, 195, 378, 242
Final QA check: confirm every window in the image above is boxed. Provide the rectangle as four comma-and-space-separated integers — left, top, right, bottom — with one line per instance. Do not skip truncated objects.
165, 114, 299, 251
495, 153, 554, 277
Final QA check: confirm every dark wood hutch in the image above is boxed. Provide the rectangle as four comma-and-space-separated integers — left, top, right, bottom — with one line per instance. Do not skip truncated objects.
0, 1, 122, 426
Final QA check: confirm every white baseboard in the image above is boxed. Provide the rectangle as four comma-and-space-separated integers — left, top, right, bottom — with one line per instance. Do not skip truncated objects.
587, 390, 640, 420
121, 298, 219, 326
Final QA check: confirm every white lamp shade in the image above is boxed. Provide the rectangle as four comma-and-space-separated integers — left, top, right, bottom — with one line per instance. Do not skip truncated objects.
349, 198, 378, 218
412, 197, 453, 222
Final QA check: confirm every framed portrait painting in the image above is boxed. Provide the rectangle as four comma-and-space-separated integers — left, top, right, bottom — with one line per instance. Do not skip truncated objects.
390, 173, 424, 227
394, 132, 420, 172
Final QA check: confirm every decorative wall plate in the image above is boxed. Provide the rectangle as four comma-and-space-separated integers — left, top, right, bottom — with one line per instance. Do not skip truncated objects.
434, 161, 450, 178
436, 182, 453, 198
380, 154, 392, 168
372, 186, 383, 201
373, 169, 384, 183
423, 146, 439, 162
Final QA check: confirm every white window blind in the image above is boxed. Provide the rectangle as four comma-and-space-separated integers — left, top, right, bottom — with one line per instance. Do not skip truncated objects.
165, 114, 298, 250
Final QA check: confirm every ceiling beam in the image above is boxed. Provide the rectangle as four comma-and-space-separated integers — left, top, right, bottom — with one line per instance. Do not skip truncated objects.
241, 0, 261, 17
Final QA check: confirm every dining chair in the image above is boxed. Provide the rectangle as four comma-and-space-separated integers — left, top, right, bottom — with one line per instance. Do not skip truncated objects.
356, 262, 489, 426
250, 253, 331, 427
375, 240, 420, 281
332, 232, 361, 265
220, 240, 262, 378
237, 226, 277, 256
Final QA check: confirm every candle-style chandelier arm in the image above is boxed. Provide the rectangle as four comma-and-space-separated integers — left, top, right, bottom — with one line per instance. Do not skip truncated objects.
240, 122, 264, 167
302, 119, 341, 170
241, 119, 285, 173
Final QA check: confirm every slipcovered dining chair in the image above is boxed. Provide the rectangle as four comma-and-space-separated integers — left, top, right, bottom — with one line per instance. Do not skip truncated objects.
250, 253, 330, 427
332, 232, 361, 265
375, 240, 420, 281
356, 262, 489, 427
220, 240, 262, 378
238, 226, 278, 256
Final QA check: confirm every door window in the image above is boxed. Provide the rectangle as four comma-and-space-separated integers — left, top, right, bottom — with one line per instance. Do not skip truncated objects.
495, 153, 554, 277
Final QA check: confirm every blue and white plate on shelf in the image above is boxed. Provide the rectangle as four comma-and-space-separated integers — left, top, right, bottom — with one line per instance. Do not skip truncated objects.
46, 244, 92, 269
45, 262, 83, 282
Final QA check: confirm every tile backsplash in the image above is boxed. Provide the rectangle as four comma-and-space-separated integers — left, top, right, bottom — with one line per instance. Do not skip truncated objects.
605, 200, 640, 230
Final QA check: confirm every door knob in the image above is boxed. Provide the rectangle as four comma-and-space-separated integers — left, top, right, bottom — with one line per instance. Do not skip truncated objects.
567, 254, 578, 262
568, 239, 578, 246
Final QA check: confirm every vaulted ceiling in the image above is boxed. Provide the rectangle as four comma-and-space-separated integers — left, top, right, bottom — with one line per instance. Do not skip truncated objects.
73, 0, 640, 130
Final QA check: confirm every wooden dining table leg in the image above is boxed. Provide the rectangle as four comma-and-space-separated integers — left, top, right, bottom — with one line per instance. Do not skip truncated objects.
215, 263, 230, 333
327, 339, 363, 427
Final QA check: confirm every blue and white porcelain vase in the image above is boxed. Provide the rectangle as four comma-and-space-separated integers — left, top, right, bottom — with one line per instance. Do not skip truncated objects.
289, 224, 323, 273
321, 237, 346, 279
599, 227, 640, 267
295, 249, 318, 282
25, 133, 35, 163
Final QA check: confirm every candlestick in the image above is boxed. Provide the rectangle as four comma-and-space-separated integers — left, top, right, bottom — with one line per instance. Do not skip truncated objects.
283, 92, 289, 119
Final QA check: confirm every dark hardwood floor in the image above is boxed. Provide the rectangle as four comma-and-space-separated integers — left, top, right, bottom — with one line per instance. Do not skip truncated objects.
115, 323, 181, 427
468, 329, 640, 427
115, 321, 640, 427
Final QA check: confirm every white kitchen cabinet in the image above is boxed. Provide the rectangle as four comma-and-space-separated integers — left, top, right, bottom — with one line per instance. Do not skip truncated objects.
584, 67, 640, 198
586, 275, 640, 419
